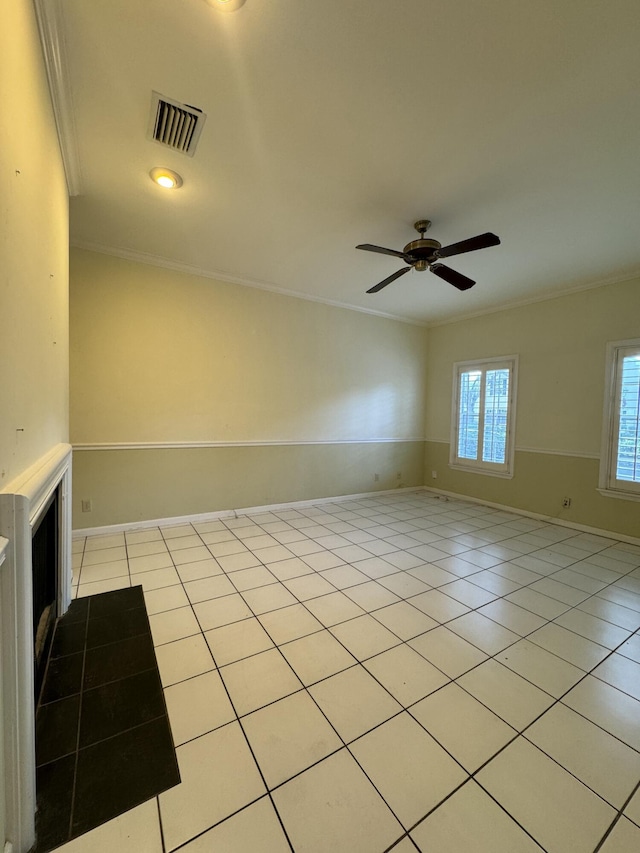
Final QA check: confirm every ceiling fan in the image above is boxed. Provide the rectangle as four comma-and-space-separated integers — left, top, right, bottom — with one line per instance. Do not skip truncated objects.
356, 220, 500, 293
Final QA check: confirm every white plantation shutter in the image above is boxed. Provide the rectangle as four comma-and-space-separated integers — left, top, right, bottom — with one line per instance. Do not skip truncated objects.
602, 341, 640, 498
616, 352, 640, 482
451, 358, 517, 477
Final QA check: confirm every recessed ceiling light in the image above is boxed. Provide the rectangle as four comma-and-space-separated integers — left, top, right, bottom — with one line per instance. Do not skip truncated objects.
149, 167, 183, 189
206, 0, 246, 12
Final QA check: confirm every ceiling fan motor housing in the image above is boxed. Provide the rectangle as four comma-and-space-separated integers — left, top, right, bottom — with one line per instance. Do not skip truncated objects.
404, 237, 442, 270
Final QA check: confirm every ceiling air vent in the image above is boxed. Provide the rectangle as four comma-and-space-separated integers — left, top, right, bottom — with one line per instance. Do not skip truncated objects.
147, 92, 206, 157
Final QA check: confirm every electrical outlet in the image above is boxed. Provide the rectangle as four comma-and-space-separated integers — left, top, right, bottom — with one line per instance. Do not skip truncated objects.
81, 499, 92, 513
374, 473, 379, 482
562, 497, 572, 508
432, 470, 437, 479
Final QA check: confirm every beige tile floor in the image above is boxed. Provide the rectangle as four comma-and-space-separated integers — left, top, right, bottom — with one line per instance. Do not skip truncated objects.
59, 491, 640, 852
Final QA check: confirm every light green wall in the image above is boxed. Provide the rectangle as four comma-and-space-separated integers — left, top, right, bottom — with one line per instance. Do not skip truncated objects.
0, 0, 69, 490
424, 277, 640, 538
73, 442, 424, 528
70, 249, 428, 527
0, 0, 68, 846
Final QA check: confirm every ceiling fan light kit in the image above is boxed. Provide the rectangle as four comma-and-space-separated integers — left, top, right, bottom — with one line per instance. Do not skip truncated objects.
206, 0, 247, 12
357, 220, 500, 294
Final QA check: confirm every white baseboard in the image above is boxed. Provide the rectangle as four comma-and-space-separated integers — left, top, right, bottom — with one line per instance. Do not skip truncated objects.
422, 487, 640, 547
73, 484, 639, 548
72, 486, 424, 538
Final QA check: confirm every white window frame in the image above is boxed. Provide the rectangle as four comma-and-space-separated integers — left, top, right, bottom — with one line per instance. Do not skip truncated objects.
598, 338, 640, 502
449, 355, 518, 479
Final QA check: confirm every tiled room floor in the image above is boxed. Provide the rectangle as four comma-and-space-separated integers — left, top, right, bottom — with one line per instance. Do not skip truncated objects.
57, 491, 640, 852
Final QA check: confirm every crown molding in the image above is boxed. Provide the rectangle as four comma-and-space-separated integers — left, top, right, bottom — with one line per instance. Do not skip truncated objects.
426, 268, 640, 329
69, 240, 429, 328
33, 0, 82, 196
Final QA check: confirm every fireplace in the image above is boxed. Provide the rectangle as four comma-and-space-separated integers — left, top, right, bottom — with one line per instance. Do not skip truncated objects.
0, 444, 72, 853
32, 489, 60, 703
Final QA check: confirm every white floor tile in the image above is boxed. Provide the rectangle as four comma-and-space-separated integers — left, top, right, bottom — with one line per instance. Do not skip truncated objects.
554, 608, 632, 649
476, 598, 546, 636
272, 749, 404, 853
409, 625, 487, 678
143, 584, 189, 615
265, 556, 314, 581
258, 602, 324, 644
283, 573, 337, 601
477, 738, 616, 853
448, 611, 520, 655
125, 539, 169, 559
598, 817, 640, 852
78, 560, 129, 584
562, 675, 640, 751
243, 691, 342, 787
71, 493, 640, 853
411, 683, 516, 772
220, 648, 302, 715
350, 712, 466, 828
159, 722, 266, 851
149, 606, 201, 646
280, 630, 356, 686
410, 780, 542, 853
177, 796, 290, 852
155, 634, 216, 687
165, 670, 235, 745
304, 591, 367, 626
458, 660, 554, 730
176, 558, 223, 583
183, 574, 236, 603
364, 645, 449, 706
308, 664, 402, 743
593, 652, 640, 701
526, 703, 640, 809
128, 552, 174, 574
205, 617, 275, 665
527, 622, 610, 671
343, 581, 402, 612
76, 576, 130, 597
496, 639, 584, 698
193, 593, 253, 630
372, 601, 438, 640
408, 588, 470, 623
130, 566, 181, 592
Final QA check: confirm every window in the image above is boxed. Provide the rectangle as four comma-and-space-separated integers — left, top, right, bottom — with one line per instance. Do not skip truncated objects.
450, 356, 518, 477
599, 339, 640, 500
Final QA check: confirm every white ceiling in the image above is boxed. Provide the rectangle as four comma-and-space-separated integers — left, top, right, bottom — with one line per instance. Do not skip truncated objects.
55, 0, 640, 325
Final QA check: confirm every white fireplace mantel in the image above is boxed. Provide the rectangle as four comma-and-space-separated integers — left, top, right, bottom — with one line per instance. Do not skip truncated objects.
0, 443, 72, 853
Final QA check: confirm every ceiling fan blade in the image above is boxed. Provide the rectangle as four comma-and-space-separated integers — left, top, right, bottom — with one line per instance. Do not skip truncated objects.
366, 266, 412, 294
430, 263, 475, 291
356, 243, 407, 260
436, 232, 500, 259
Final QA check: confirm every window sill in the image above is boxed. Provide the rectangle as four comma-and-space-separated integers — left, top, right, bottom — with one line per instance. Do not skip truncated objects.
449, 463, 514, 480
597, 487, 640, 503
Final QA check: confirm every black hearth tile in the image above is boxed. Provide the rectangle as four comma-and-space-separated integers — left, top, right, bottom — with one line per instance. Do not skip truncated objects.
89, 585, 145, 619
33, 753, 75, 853
50, 619, 87, 659
71, 715, 180, 839
83, 631, 156, 690
86, 605, 150, 650
40, 652, 84, 705
79, 668, 167, 749
36, 693, 80, 767
62, 597, 90, 625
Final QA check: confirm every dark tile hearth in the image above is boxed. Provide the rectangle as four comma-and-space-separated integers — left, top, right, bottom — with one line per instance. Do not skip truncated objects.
33, 586, 180, 853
